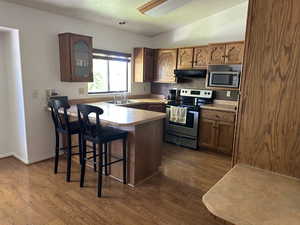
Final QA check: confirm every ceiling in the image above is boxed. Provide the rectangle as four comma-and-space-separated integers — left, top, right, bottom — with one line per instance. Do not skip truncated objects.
2, 0, 248, 36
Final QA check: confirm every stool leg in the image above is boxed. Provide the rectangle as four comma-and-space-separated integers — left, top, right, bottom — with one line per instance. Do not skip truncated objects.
98, 143, 103, 197
80, 139, 87, 187
104, 143, 108, 176
66, 134, 72, 182
54, 132, 59, 174
93, 143, 97, 172
78, 133, 83, 165
123, 138, 127, 184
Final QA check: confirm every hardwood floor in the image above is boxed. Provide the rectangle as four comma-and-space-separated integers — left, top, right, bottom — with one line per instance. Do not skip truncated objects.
0, 143, 231, 225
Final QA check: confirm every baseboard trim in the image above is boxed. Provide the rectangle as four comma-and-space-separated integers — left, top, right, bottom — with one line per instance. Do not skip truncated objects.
0, 153, 14, 159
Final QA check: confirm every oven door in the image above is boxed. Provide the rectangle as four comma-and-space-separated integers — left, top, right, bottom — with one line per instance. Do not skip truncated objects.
209, 71, 240, 88
165, 107, 199, 137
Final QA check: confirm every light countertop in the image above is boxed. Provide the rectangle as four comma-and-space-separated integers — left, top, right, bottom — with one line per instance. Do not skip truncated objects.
203, 164, 300, 225
61, 102, 166, 127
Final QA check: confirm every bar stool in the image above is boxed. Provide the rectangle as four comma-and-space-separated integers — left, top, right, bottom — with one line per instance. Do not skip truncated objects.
48, 99, 97, 182
77, 104, 128, 197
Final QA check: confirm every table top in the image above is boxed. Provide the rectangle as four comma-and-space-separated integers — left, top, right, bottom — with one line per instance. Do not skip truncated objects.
203, 164, 300, 225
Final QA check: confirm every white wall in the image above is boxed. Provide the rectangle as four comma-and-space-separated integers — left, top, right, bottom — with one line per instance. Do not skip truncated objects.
0, 1, 153, 163
0, 29, 28, 162
152, 2, 248, 48
0, 32, 10, 158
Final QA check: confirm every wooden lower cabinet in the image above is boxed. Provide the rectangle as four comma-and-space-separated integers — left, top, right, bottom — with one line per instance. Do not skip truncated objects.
199, 109, 235, 155
198, 118, 216, 149
215, 121, 235, 155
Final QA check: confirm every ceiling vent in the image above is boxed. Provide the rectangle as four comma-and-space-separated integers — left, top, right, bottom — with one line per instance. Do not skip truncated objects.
138, 0, 193, 17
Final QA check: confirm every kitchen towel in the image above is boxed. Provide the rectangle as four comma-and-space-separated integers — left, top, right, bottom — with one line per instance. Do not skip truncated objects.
169, 106, 187, 124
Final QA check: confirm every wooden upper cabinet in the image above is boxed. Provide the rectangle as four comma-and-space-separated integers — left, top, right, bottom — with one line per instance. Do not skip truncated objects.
208, 44, 226, 65
208, 41, 244, 65
193, 46, 209, 68
225, 42, 244, 64
153, 49, 177, 83
133, 48, 154, 83
59, 33, 93, 82
177, 48, 194, 69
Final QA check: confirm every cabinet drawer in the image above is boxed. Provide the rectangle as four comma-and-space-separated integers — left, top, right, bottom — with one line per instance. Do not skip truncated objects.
201, 109, 235, 123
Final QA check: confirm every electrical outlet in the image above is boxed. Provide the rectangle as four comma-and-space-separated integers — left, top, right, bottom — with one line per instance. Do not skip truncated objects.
79, 87, 85, 96
226, 91, 231, 97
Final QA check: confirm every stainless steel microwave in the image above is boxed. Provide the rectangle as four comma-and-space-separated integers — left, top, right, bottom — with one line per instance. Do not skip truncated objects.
208, 71, 240, 88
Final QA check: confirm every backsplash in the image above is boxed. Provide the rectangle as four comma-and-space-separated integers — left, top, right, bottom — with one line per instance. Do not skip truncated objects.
151, 78, 239, 101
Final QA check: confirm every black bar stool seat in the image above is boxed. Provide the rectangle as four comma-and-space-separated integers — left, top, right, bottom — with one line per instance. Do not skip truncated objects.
84, 126, 127, 143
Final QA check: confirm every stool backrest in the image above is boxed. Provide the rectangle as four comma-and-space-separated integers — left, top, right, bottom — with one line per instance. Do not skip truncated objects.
77, 104, 104, 136
48, 99, 71, 132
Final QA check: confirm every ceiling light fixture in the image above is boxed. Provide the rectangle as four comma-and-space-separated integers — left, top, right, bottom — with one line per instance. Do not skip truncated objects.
138, 0, 193, 17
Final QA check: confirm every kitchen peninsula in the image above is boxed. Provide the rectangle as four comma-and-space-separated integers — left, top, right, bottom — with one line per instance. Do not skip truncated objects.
53, 101, 166, 186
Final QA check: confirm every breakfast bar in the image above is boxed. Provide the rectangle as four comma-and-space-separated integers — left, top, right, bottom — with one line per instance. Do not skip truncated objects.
57, 101, 166, 186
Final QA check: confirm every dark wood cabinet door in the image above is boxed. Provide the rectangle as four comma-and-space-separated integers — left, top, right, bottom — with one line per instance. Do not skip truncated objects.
59, 33, 93, 82
143, 48, 154, 82
225, 42, 244, 64
133, 48, 144, 83
199, 118, 217, 149
133, 47, 154, 83
208, 44, 226, 65
215, 121, 235, 155
177, 48, 194, 69
153, 49, 177, 83
193, 46, 208, 68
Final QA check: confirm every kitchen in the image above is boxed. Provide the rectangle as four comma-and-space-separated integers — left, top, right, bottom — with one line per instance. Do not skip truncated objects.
0, 0, 300, 225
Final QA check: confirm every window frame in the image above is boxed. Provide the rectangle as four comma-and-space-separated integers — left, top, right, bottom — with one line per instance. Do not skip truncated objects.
88, 49, 131, 95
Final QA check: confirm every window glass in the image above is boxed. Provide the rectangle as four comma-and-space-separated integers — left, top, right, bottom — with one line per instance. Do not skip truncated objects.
88, 59, 108, 93
88, 50, 130, 94
109, 60, 128, 92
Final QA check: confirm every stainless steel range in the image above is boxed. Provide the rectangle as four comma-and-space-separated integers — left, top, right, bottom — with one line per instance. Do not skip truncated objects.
165, 89, 214, 149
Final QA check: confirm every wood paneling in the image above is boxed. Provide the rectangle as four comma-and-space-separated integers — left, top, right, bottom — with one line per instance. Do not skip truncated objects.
177, 47, 194, 69
153, 49, 177, 83
234, 0, 300, 178
193, 46, 209, 68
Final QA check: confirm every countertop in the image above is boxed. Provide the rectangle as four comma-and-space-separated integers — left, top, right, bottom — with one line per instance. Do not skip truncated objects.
203, 164, 300, 225
55, 102, 166, 127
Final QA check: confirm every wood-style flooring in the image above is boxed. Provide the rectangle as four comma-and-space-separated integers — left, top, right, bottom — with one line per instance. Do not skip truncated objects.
0, 143, 231, 225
